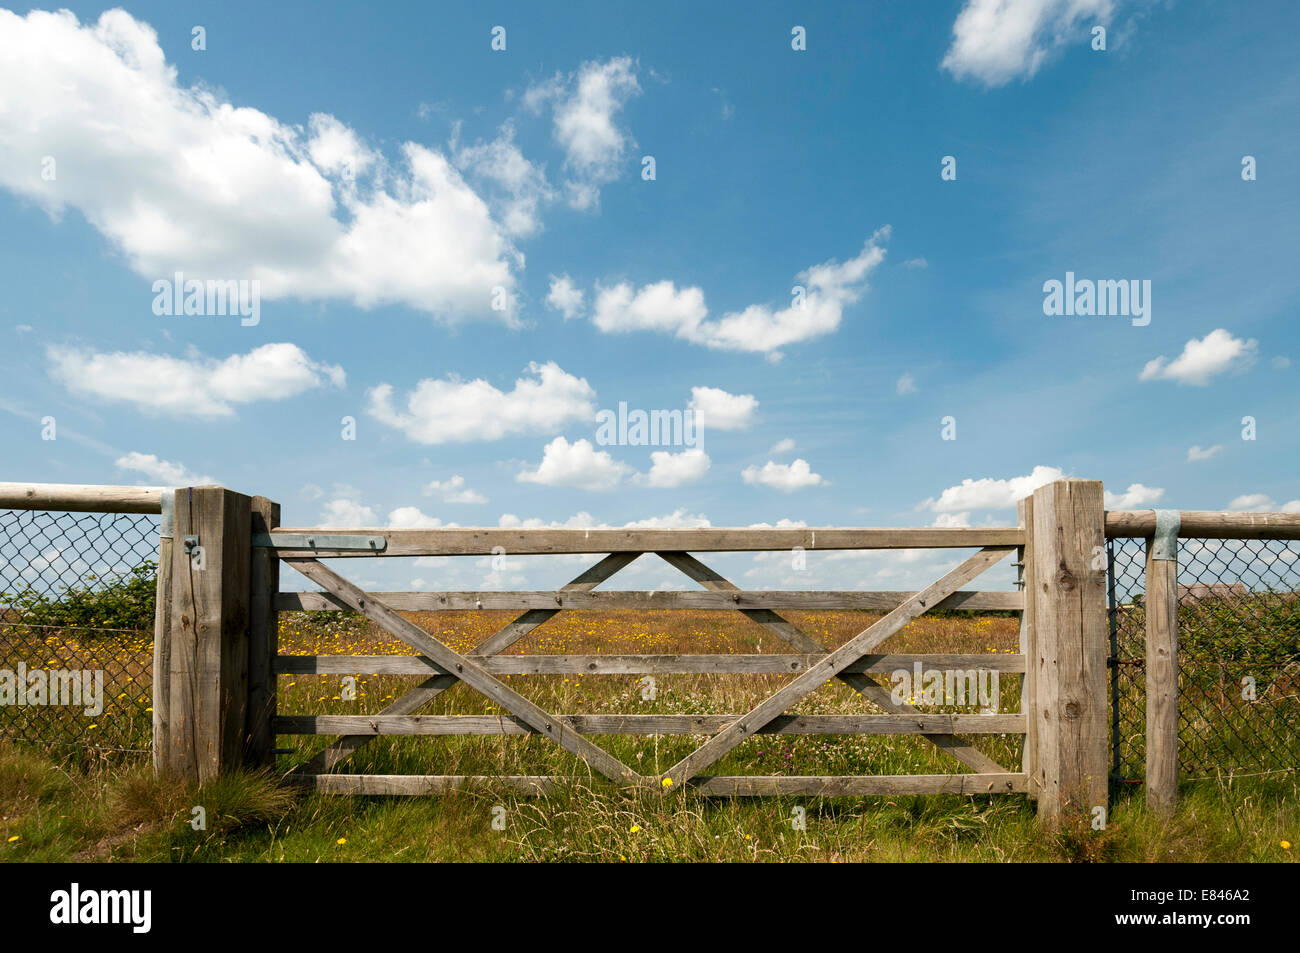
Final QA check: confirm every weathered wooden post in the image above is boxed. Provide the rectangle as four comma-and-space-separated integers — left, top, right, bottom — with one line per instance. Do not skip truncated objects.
1017, 496, 1038, 798
151, 489, 174, 776
1144, 511, 1180, 812
247, 496, 281, 768
1026, 479, 1109, 827
156, 485, 254, 783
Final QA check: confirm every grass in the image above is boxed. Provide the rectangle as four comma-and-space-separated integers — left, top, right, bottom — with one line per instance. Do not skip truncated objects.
1, 741, 1296, 862
1, 606, 1297, 862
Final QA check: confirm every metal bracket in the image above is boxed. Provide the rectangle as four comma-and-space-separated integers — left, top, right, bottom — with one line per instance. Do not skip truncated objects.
1152, 509, 1180, 561
183, 535, 200, 554
252, 533, 387, 553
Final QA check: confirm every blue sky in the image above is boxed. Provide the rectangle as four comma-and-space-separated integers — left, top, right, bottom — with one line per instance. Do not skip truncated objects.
0, 0, 1296, 591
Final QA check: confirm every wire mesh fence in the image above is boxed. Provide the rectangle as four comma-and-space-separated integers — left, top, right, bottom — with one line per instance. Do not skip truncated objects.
0, 508, 158, 756
1109, 535, 1300, 783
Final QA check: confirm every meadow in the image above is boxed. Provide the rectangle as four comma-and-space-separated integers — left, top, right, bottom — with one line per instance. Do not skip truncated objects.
1, 605, 1296, 862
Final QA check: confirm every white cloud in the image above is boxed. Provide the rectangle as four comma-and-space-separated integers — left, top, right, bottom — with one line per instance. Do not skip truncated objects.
589, 229, 890, 357
925, 465, 1065, 513
1104, 483, 1164, 508
1273, 356, 1291, 370
896, 373, 917, 395
114, 451, 211, 486
622, 509, 712, 528
387, 506, 451, 529
942, 0, 1114, 87
517, 436, 633, 490
643, 448, 710, 488
48, 342, 344, 418
320, 498, 377, 527
452, 121, 554, 238
933, 512, 972, 528
1140, 329, 1258, 386
902, 257, 929, 269
496, 509, 710, 529
546, 274, 585, 319
368, 361, 596, 444
769, 438, 795, 455
422, 475, 487, 504
1226, 494, 1300, 513
0, 9, 520, 321
1187, 445, 1223, 463
741, 459, 824, 492
689, 386, 757, 431
530, 57, 641, 210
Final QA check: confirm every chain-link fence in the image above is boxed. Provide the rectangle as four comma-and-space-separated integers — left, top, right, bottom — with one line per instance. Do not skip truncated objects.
1109, 535, 1300, 783
0, 509, 158, 756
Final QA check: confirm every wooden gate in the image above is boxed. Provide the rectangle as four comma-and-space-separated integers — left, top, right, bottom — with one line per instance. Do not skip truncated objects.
152, 479, 1111, 823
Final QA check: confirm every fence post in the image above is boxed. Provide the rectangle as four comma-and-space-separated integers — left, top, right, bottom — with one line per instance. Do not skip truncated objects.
1017, 496, 1038, 800
246, 496, 280, 767
158, 485, 253, 783
1028, 479, 1109, 827
151, 489, 174, 775
1145, 511, 1180, 812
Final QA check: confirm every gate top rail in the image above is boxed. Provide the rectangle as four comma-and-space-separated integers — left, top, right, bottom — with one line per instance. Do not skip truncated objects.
1105, 509, 1300, 540
265, 525, 1024, 556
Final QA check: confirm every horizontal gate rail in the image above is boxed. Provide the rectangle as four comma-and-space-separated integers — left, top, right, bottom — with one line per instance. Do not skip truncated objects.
274, 652, 1027, 676
264, 525, 1024, 556
277, 588, 1022, 612
292, 773, 1029, 797
276, 713, 1027, 735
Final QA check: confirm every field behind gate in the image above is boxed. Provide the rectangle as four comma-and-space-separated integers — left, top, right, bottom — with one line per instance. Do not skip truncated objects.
274, 607, 1025, 781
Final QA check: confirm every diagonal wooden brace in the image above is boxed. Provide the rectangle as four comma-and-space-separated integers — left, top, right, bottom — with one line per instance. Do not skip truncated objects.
656, 551, 1006, 775
285, 557, 640, 785
658, 546, 1014, 791
297, 552, 637, 773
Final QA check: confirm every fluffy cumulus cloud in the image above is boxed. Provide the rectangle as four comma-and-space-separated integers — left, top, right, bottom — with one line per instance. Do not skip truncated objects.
386, 506, 454, 529
924, 465, 1065, 515
741, 459, 824, 492
546, 274, 585, 319
367, 362, 596, 444
1104, 483, 1164, 508
452, 121, 555, 239
422, 475, 487, 504
498, 509, 711, 529
644, 448, 710, 488
527, 57, 641, 210
1140, 329, 1258, 386
589, 229, 889, 358
0, 9, 520, 320
48, 342, 344, 418
942, 0, 1115, 87
688, 386, 757, 431
516, 436, 634, 490
115, 452, 211, 486
319, 497, 378, 527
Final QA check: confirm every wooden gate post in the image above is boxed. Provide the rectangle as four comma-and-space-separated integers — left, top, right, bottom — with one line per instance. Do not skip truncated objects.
1144, 512, 1180, 813
1027, 479, 1109, 826
247, 496, 281, 767
156, 485, 254, 783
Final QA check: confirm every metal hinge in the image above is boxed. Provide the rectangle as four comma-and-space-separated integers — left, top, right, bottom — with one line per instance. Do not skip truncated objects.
252, 533, 387, 552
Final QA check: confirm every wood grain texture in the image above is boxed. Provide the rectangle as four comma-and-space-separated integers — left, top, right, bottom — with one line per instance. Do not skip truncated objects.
273, 652, 1027, 676
246, 496, 280, 767
164, 486, 252, 783
275, 713, 1026, 736
1031, 480, 1109, 825
1145, 542, 1180, 813
1106, 509, 1300, 540
267, 526, 1024, 556
0, 481, 165, 514
276, 588, 1022, 612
